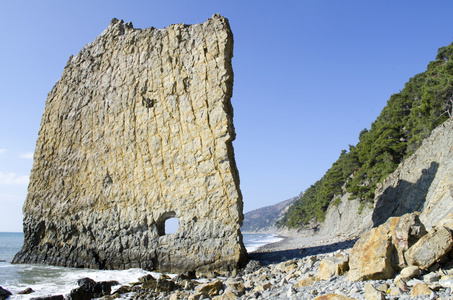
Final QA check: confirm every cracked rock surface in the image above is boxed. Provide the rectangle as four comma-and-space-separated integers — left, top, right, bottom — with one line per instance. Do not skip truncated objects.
13, 14, 246, 275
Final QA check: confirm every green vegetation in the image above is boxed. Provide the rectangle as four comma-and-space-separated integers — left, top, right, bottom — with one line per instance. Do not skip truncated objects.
278, 42, 453, 229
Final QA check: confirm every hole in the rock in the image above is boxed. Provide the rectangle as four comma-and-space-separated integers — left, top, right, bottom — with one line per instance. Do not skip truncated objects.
164, 217, 179, 235
157, 212, 180, 236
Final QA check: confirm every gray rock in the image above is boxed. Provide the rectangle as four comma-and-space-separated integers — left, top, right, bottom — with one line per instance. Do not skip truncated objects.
18, 287, 34, 294
373, 119, 453, 229
439, 279, 453, 288
30, 296, 64, 300
0, 287, 12, 300
424, 272, 442, 284
406, 226, 453, 270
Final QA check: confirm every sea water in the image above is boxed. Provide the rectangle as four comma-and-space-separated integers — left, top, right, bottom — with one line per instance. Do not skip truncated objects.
0, 232, 281, 299
242, 233, 283, 252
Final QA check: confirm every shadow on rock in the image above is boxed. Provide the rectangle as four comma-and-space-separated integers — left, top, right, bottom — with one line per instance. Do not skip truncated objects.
372, 161, 439, 227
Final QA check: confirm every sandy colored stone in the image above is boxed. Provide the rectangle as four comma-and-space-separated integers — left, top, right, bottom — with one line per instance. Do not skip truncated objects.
317, 255, 349, 280
388, 286, 403, 296
376, 283, 389, 292
348, 212, 427, 281
399, 265, 420, 279
410, 282, 432, 297
364, 283, 385, 300
13, 14, 246, 275
213, 290, 238, 300
188, 293, 204, 300
197, 280, 223, 297
348, 219, 397, 281
224, 281, 245, 296
253, 282, 272, 292
294, 274, 318, 287
285, 263, 298, 274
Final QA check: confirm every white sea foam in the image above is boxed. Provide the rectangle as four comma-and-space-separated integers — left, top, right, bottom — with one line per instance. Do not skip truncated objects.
3, 264, 157, 299
0, 232, 279, 298
243, 233, 284, 253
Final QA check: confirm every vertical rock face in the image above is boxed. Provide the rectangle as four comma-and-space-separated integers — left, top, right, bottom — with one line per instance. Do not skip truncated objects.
373, 119, 453, 229
13, 14, 247, 275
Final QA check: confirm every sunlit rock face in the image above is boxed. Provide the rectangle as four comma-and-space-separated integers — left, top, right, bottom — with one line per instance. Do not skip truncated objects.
13, 14, 247, 275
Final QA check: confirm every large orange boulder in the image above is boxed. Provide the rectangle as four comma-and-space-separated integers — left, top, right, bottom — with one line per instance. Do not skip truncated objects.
348, 213, 426, 281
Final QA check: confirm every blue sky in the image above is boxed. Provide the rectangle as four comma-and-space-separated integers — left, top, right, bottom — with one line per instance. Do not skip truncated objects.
1, 1, 453, 232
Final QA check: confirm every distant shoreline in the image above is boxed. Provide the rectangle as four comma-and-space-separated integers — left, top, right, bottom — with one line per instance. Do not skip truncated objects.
248, 232, 358, 263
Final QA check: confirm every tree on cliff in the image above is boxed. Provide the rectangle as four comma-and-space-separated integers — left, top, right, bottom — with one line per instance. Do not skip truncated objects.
279, 41, 453, 229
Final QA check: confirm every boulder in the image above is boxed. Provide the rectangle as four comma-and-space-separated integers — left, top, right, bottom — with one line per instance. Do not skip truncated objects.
410, 282, 432, 297
70, 277, 119, 300
400, 265, 420, 278
405, 226, 453, 270
423, 272, 441, 284
138, 274, 156, 283
253, 282, 272, 292
348, 219, 396, 281
376, 283, 389, 292
0, 287, 12, 300
155, 279, 178, 293
224, 281, 245, 296
30, 296, 64, 300
394, 265, 420, 286
68, 287, 92, 300
142, 278, 157, 290
112, 285, 132, 295
215, 290, 239, 300
317, 255, 349, 280
388, 286, 403, 296
196, 280, 223, 297
364, 283, 385, 300
348, 212, 427, 281
294, 274, 318, 287
18, 287, 34, 294
439, 278, 453, 288
390, 213, 427, 269
188, 293, 204, 300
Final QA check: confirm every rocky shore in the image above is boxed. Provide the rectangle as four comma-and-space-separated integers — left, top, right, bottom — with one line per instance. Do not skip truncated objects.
4, 222, 453, 300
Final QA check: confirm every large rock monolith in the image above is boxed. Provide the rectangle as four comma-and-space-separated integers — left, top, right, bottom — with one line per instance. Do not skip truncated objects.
13, 14, 246, 275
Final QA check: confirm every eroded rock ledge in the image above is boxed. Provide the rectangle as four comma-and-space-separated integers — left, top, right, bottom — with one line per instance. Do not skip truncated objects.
13, 14, 246, 275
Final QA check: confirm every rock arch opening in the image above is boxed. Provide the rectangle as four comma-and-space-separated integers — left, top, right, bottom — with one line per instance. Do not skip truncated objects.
164, 217, 179, 235
157, 212, 179, 236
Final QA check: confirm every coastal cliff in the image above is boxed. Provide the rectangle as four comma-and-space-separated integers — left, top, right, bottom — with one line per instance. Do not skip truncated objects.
275, 41, 453, 236
13, 14, 246, 275
320, 118, 453, 237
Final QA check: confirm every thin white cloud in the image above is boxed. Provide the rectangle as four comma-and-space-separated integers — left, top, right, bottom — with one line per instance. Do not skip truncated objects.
0, 149, 6, 155
0, 172, 29, 185
19, 152, 34, 159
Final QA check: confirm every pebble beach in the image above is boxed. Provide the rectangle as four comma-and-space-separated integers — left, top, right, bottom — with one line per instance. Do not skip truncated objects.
3, 232, 453, 299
